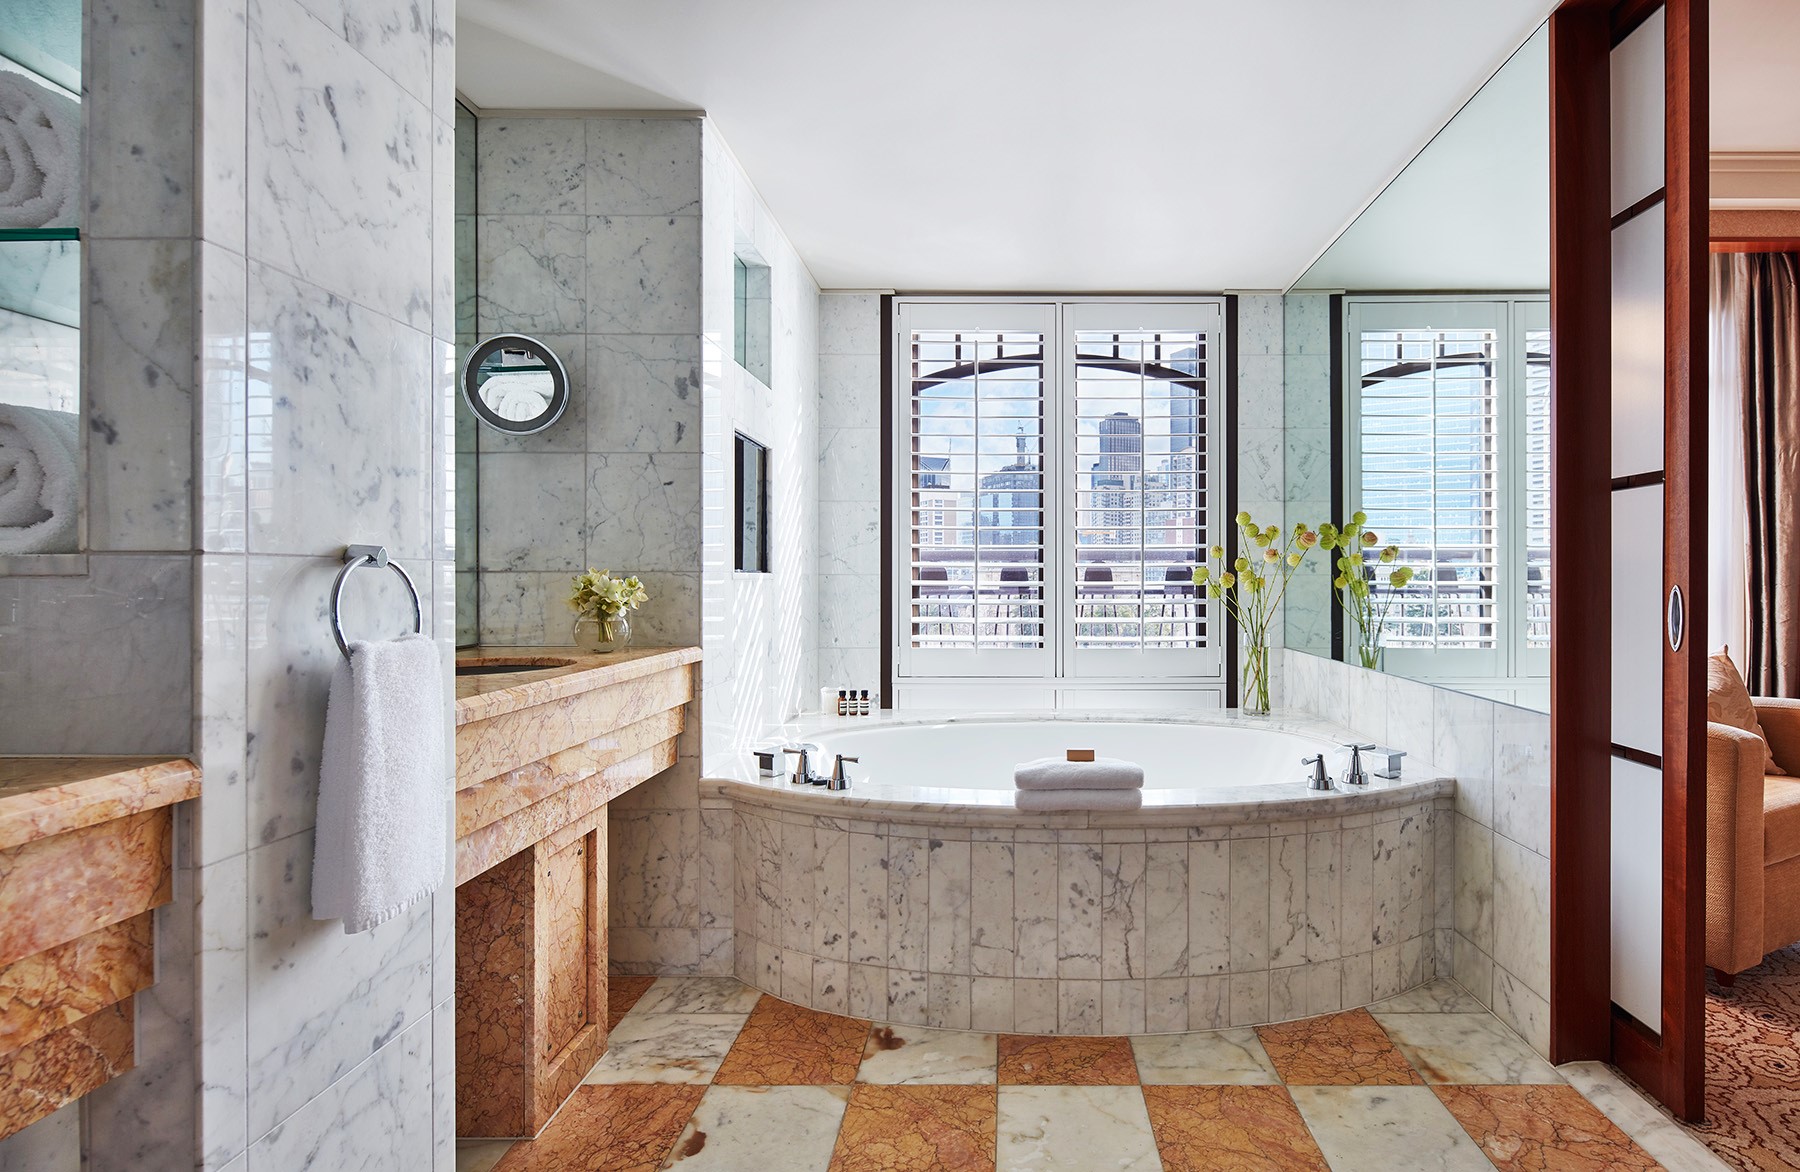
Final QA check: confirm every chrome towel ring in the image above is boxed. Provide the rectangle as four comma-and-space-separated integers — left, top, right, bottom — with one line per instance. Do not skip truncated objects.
331, 544, 423, 659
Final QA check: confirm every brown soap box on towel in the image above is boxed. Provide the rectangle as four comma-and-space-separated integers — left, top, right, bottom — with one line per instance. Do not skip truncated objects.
1066, 748, 1096, 762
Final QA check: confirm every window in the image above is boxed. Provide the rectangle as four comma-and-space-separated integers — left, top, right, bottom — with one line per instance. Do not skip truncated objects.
1346, 297, 1548, 686
895, 299, 1225, 693
734, 432, 769, 573
733, 252, 771, 385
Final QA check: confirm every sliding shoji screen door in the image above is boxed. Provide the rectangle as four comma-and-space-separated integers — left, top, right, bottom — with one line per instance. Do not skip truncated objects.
1549, 0, 1707, 1120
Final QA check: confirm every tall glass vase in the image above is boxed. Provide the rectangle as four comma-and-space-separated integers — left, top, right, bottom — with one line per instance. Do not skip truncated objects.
1240, 638, 1272, 716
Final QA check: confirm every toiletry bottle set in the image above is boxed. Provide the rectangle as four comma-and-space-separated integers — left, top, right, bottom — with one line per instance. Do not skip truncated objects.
828, 688, 874, 717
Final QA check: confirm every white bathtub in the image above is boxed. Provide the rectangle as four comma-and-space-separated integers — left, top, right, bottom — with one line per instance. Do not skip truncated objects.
804, 719, 1336, 798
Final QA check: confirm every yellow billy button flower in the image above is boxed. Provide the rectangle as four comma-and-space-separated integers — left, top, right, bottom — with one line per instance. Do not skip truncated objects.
1220, 571, 1236, 588
1233, 556, 1250, 573
1263, 547, 1280, 562
1352, 510, 1368, 525
1193, 566, 1210, 584
1298, 530, 1318, 549
1361, 530, 1379, 546
1236, 510, 1252, 527
1287, 552, 1302, 567
1211, 545, 1225, 560
1379, 545, 1398, 564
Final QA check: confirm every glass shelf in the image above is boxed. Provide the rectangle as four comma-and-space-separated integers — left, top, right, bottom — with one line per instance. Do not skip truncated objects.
0, 228, 79, 243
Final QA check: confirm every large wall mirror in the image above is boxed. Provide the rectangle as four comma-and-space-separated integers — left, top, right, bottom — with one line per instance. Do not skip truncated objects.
0, 2, 83, 559
1283, 22, 1550, 711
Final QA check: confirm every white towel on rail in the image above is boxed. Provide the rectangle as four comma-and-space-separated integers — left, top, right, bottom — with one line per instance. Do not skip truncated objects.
0, 404, 79, 553
1013, 787, 1145, 813
312, 633, 447, 934
1014, 756, 1145, 791
0, 70, 80, 230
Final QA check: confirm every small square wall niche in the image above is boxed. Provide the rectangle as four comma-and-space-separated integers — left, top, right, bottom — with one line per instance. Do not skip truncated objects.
735, 432, 769, 573
733, 251, 771, 386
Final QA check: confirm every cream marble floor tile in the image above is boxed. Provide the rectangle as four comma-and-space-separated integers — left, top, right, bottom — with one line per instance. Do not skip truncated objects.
1559, 1061, 1732, 1171
1371, 1012, 1561, 1084
1289, 1086, 1495, 1170
1366, 978, 1486, 1014
630, 975, 764, 1015
997, 1086, 1162, 1171
656, 1085, 849, 1171
453, 1139, 512, 1172
583, 1013, 748, 1085
1129, 1029, 1281, 1085
856, 1025, 998, 1084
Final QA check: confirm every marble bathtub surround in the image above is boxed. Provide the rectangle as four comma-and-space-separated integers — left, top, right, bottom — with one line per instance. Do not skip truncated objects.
711, 708, 1450, 1036
463, 972, 1679, 1172
454, 645, 699, 1138
0, 755, 198, 1139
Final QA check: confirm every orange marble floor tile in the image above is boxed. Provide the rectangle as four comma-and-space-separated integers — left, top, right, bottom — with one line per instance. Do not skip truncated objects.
608, 975, 657, 1030
711, 996, 871, 1086
995, 1035, 1139, 1085
1435, 1085, 1662, 1171
827, 1084, 998, 1172
1254, 1009, 1423, 1087
491, 1084, 704, 1172
1143, 1085, 1330, 1172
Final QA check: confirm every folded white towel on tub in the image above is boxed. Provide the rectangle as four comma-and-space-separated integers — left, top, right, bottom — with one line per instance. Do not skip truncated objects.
0, 70, 80, 230
1014, 756, 1145, 791
0, 403, 79, 553
312, 633, 447, 934
1014, 787, 1145, 813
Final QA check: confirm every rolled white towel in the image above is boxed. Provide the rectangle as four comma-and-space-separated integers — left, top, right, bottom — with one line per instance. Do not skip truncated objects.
1014, 788, 1145, 813
0, 404, 79, 553
0, 70, 80, 231
1014, 756, 1144, 791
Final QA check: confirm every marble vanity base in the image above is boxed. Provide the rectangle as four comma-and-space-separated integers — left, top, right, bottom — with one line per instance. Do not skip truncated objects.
720, 795, 1453, 1035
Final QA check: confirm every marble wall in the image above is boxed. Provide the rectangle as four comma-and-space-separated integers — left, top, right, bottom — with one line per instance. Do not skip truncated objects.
0, 0, 460, 1166
1280, 292, 1335, 657
816, 293, 884, 702
1283, 651, 1551, 1056
467, 115, 821, 976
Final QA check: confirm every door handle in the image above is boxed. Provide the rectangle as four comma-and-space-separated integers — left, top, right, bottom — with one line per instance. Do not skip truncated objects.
1667, 585, 1684, 652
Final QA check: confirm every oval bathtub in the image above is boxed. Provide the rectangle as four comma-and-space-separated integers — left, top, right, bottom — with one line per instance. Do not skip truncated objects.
702, 712, 1456, 1037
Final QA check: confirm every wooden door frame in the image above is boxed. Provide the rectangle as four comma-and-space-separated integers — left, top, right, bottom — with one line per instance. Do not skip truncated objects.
1548, 0, 1709, 1122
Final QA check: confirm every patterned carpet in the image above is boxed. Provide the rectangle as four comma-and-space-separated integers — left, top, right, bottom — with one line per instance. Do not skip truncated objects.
1693, 946, 1800, 1171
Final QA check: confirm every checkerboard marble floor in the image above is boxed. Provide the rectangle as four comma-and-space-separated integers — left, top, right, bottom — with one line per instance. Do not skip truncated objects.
456, 976, 1729, 1172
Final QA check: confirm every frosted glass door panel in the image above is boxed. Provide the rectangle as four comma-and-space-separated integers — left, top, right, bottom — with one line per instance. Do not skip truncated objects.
1609, 8, 1665, 216
1611, 206, 1665, 480
1612, 756, 1663, 1029
1612, 485, 1664, 756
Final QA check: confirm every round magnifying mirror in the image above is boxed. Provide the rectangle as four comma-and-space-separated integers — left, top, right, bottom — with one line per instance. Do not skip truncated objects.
461, 334, 570, 435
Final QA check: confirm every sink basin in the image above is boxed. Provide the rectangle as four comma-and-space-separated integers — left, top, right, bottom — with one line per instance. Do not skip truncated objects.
455, 657, 580, 677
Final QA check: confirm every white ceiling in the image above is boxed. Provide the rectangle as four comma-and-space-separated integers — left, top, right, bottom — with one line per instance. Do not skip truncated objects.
458, 1, 1555, 291
1713, 0, 1800, 152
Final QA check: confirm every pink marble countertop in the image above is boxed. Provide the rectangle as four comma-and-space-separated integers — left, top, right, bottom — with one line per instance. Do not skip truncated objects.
454, 645, 702, 726
0, 757, 201, 852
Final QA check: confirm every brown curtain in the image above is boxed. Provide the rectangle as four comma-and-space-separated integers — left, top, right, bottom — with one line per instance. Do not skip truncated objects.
1730, 252, 1800, 697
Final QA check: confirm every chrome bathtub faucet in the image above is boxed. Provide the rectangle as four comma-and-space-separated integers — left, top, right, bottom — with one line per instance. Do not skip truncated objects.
782, 743, 828, 786
1302, 753, 1332, 791
829, 754, 858, 792
1339, 742, 1376, 788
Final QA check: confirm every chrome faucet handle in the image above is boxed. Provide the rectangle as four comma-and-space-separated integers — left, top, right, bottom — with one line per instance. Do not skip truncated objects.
829, 754, 859, 791
1301, 754, 1331, 791
782, 743, 822, 785
1340, 742, 1376, 787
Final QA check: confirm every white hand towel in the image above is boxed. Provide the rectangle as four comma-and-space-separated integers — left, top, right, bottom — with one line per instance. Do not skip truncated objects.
312, 633, 447, 934
0, 404, 78, 553
1014, 788, 1145, 813
0, 70, 80, 230
1014, 756, 1145, 791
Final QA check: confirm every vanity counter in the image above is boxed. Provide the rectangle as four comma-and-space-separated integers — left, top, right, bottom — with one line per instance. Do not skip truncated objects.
0, 756, 198, 1140
0, 757, 200, 851
455, 645, 702, 724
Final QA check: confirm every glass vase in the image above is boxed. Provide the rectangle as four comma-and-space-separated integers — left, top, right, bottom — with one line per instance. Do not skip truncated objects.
573, 613, 632, 653
1240, 638, 1272, 716
1356, 643, 1384, 671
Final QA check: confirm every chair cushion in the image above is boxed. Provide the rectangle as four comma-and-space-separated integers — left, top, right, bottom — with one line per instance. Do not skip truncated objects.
1709, 650, 1786, 776
1765, 776, 1800, 865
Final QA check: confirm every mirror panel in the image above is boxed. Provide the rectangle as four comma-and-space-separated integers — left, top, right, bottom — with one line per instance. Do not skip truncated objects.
0, 5, 84, 558
1283, 23, 1550, 711
461, 334, 570, 435
454, 99, 477, 645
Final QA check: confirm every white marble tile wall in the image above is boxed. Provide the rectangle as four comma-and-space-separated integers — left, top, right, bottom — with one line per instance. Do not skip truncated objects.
1280, 293, 1336, 659
0, 309, 79, 412
724, 799, 1447, 1033
3, 0, 460, 1170
816, 293, 884, 704
1283, 650, 1551, 1056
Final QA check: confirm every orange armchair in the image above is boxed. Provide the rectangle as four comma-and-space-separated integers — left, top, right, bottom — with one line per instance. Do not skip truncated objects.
1707, 697, 1800, 977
